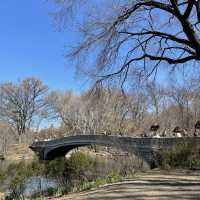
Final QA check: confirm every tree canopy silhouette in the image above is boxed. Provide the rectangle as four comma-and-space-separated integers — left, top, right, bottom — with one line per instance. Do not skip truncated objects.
53, 0, 200, 84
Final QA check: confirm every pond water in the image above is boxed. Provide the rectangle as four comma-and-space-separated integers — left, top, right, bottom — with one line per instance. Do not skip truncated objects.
23, 176, 58, 198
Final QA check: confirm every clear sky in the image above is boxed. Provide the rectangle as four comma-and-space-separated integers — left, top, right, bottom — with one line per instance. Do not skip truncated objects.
0, 0, 85, 91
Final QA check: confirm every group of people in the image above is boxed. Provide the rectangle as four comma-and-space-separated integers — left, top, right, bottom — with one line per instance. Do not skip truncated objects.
141, 121, 200, 138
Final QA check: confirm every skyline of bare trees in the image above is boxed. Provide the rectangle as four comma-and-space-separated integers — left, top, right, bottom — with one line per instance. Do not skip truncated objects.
0, 73, 200, 150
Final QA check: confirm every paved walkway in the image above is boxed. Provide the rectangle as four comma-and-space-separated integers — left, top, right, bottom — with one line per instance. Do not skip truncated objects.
51, 171, 200, 200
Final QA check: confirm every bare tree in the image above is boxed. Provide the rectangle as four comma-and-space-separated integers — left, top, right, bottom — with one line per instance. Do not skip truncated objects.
84, 87, 132, 135
146, 81, 164, 121
52, 0, 200, 85
0, 78, 48, 140
47, 91, 89, 135
0, 122, 13, 155
47, 87, 138, 136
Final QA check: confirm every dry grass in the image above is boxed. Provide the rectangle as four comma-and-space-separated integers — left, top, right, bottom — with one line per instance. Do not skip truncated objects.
5, 143, 34, 161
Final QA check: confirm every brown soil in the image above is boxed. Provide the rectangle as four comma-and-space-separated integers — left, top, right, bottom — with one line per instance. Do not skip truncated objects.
48, 170, 200, 200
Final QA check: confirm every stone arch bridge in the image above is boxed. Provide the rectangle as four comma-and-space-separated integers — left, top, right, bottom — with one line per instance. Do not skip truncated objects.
30, 135, 200, 167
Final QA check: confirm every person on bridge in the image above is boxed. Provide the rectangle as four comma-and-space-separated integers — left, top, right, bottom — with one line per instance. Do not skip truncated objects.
172, 126, 187, 137
194, 121, 200, 136
150, 123, 160, 137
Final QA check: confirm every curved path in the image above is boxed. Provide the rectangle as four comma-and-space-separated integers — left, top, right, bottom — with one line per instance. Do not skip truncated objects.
50, 170, 200, 200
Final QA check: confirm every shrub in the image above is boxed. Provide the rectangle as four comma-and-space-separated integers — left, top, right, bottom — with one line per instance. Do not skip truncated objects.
68, 152, 95, 181
160, 142, 200, 169
0, 169, 5, 183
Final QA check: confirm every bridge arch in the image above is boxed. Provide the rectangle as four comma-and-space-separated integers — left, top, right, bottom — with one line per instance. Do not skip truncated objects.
45, 144, 89, 160
43, 136, 132, 160
30, 135, 200, 167
31, 135, 162, 167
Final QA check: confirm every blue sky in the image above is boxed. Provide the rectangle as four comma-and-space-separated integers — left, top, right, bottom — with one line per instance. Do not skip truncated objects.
0, 0, 86, 91
0, 0, 193, 94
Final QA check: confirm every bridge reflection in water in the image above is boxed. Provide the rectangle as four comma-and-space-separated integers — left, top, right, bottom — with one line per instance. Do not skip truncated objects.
30, 135, 200, 167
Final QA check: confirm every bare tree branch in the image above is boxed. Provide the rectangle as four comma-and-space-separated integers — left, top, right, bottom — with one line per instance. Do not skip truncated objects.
52, 0, 200, 85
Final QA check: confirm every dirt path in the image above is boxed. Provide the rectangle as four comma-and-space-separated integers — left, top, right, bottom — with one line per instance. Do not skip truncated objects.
49, 170, 200, 200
